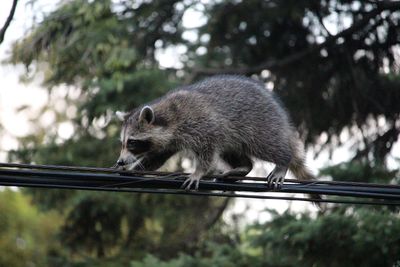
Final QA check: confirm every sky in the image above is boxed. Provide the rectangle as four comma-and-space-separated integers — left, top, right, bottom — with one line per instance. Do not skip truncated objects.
0, 0, 399, 219
0, 1, 51, 156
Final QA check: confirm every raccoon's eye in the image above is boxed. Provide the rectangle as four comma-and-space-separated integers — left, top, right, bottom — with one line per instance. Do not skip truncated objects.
127, 139, 151, 154
127, 139, 136, 146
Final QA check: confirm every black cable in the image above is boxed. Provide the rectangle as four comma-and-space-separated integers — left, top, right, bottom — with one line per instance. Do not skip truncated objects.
0, 180, 399, 206
1, 162, 399, 189
0, 162, 400, 205
1, 170, 400, 199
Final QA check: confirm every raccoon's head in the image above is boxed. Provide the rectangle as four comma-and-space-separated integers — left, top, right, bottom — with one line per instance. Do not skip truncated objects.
115, 105, 172, 170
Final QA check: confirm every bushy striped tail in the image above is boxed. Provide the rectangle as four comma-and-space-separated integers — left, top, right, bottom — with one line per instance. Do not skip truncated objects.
289, 136, 322, 205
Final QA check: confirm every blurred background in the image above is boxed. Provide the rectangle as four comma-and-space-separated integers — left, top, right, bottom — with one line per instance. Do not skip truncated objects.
1, 0, 400, 266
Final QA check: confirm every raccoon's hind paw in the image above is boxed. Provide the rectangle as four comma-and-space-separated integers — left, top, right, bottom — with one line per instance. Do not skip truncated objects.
266, 166, 287, 190
181, 175, 201, 191
267, 175, 285, 189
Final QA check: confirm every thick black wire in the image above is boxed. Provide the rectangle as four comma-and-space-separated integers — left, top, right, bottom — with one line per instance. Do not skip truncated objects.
2, 174, 400, 200
1, 168, 399, 197
1, 162, 400, 205
1, 169, 400, 199
2, 162, 400, 188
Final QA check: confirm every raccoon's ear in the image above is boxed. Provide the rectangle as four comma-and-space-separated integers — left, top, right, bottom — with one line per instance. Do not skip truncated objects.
115, 111, 128, 122
139, 106, 155, 125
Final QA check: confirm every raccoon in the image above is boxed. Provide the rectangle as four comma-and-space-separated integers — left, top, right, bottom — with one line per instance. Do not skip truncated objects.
115, 75, 316, 191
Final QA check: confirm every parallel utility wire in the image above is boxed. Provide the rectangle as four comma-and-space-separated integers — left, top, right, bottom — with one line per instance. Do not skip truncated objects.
0, 162, 400, 206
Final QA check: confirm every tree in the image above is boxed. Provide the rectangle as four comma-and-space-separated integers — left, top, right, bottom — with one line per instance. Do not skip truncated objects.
0, 189, 61, 267
6, 0, 400, 265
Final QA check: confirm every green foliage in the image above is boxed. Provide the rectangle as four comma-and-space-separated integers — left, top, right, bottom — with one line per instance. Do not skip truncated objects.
321, 161, 398, 183
75, 207, 400, 267
10, 0, 182, 122
247, 208, 400, 267
130, 246, 256, 267
60, 192, 127, 258
0, 189, 61, 267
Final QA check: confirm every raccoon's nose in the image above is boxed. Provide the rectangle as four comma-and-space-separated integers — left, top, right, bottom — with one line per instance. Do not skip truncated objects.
116, 159, 125, 166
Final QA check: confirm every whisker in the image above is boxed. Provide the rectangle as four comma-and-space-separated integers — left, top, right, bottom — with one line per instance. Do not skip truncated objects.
136, 158, 145, 170
111, 163, 119, 168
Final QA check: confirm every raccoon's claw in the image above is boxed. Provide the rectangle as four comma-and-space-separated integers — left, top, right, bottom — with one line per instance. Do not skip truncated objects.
181, 176, 201, 191
266, 166, 288, 190
267, 175, 285, 189
266, 172, 285, 189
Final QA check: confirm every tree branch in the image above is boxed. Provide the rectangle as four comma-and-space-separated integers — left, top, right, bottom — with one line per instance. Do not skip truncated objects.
352, 126, 400, 162
0, 0, 18, 44
181, 198, 230, 247
316, 11, 332, 37
203, 197, 230, 230
185, 1, 400, 83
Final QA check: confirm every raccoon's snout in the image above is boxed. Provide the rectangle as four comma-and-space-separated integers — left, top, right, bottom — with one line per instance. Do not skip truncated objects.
115, 156, 144, 171
116, 150, 137, 168
113, 159, 127, 169
116, 159, 125, 166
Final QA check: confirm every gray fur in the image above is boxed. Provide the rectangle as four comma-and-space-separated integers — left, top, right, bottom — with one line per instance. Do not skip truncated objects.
116, 75, 315, 190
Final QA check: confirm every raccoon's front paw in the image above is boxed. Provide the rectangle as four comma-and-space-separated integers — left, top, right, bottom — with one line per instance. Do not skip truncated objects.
181, 175, 201, 191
